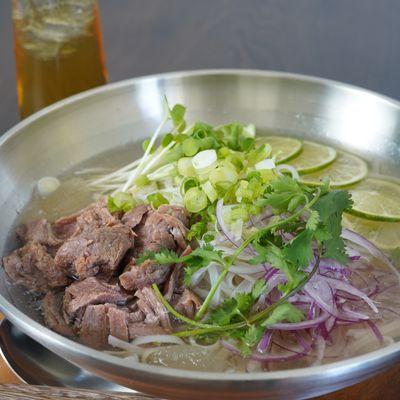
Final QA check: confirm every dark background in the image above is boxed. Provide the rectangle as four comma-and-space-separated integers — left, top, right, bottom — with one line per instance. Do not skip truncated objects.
1, 0, 400, 134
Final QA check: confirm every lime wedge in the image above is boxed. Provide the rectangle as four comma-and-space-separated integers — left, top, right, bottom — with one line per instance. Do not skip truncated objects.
300, 151, 368, 188
288, 141, 337, 174
343, 213, 400, 251
257, 136, 302, 164
347, 178, 400, 222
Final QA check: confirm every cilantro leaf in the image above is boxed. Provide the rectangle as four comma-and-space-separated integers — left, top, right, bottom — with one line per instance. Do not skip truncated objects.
283, 229, 314, 268
136, 244, 224, 286
207, 298, 238, 326
261, 302, 304, 327
257, 176, 307, 213
240, 325, 265, 355
306, 210, 320, 231
182, 245, 224, 285
206, 281, 266, 327
312, 190, 353, 263
251, 279, 267, 299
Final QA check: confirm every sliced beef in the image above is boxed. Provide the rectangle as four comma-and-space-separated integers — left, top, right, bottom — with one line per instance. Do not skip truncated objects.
79, 304, 111, 349
128, 322, 167, 338
63, 277, 132, 324
107, 306, 130, 341
134, 211, 188, 256
2, 241, 68, 292
135, 286, 171, 330
128, 308, 145, 322
16, 219, 63, 249
121, 204, 151, 229
75, 198, 119, 233
54, 224, 134, 279
163, 245, 192, 301
163, 265, 182, 302
157, 204, 189, 226
79, 304, 150, 349
119, 259, 171, 292
53, 198, 119, 240
42, 291, 75, 337
173, 289, 201, 319
53, 213, 80, 240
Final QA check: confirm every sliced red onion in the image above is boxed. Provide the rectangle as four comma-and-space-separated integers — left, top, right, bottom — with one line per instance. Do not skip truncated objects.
316, 323, 332, 342
265, 273, 287, 295
342, 228, 396, 271
325, 316, 336, 332
304, 279, 340, 318
264, 268, 279, 281
341, 304, 370, 321
312, 335, 326, 366
295, 332, 312, 353
307, 301, 316, 320
319, 259, 352, 278
257, 330, 272, 353
366, 320, 384, 344
268, 311, 329, 330
322, 276, 378, 313
346, 246, 362, 259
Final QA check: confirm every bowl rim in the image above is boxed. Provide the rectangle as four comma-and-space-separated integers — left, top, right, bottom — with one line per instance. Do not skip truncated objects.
1, 68, 399, 382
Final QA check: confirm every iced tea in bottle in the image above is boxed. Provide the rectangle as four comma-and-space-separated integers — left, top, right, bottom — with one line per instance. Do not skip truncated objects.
13, 0, 107, 118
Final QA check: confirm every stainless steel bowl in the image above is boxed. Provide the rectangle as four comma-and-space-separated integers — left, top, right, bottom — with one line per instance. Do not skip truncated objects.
1, 70, 400, 399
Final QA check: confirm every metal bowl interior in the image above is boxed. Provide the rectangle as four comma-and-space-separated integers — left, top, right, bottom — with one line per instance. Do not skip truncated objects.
0, 70, 400, 400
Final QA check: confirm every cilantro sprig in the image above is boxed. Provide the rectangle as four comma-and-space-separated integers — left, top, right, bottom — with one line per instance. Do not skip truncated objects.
147, 174, 352, 355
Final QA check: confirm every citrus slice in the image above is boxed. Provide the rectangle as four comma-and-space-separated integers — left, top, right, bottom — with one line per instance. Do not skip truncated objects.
342, 213, 400, 251
346, 178, 400, 222
257, 136, 302, 164
288, 141, 337, 174
300, 151, 368, 188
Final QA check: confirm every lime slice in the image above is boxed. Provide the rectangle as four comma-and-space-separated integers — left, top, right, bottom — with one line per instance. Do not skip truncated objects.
257, 136, 302, 164
347, 178, 400, 222
288, 141, 337, 174
300, 151, 368, 188
342, 213, 400, 251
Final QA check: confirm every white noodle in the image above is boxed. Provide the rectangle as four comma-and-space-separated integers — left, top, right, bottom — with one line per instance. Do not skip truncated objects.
131, 335, 184, 346
108, 335, 144, 356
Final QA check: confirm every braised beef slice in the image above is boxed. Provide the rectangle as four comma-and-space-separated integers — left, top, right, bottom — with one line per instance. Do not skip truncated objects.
128, 322, 167, 338
163, 265, 183, 302
42, 291, 75, 337
121, 204, 151, 229
53, 198, 120, 240
135, 286, 171, 330
133, 211, 187, 256
54, 224, 134, 279
53, 213, 80, 240
79, 304, 111, 349
163, 245, 192, 301
119, 259, 171, 292
2, 241, 68, 292
79, 304, 146, 349
107, 306, 129, 341
63, 276, 132, 324
157, 204, 189, 227
173, 288, 201, 319
75, 198, 120, 233
16, 219, 63, 249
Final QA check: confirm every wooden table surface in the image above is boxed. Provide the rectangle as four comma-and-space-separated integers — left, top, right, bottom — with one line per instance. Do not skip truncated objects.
0, 1, 400, 398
